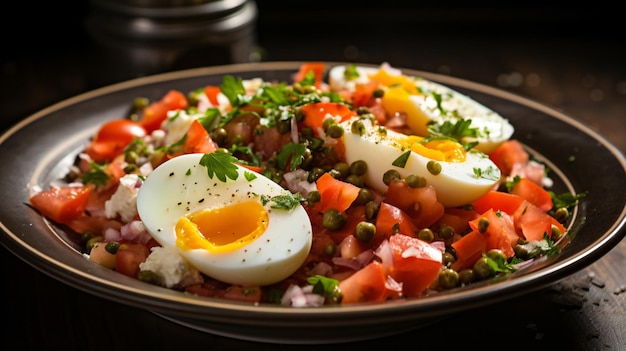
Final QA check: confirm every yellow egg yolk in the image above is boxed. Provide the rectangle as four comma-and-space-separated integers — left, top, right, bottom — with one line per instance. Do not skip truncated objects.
368, 69, 420, 94
396, 135, 466, 163
175, 200, 269, 253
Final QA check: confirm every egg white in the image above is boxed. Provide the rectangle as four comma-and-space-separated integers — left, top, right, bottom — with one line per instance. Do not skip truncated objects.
136, 153, 312, 286
340, 117, 501, 208
328, 64, 514, 154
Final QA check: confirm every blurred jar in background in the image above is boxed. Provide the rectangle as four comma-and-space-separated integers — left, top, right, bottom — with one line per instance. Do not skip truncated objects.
85, 0, 259, 83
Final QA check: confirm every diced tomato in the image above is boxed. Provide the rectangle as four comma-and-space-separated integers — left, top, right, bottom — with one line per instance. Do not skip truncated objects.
115, 242, 150, 278
315, 173, 360, 213
384, 180, 444, 228
450, 230, 487, 271
434, 208, 479, 236
472, 190, 526, 216
204, 85, 222, 106
29, 185, 94, 224
338, 261, 389, 304
489, 140, 529, 176
222, 285, 262, 303
511, 177, 553, 212
388, 233, 443, 297
299, 102, 357, 137
468, 209, 517, 258
350, 81, 380, 108
375, 202, 418, 240
293, 62, 325, 88
222, 113, 260, 148
139, 90, 188, 133
168, 119, 218, 158
513, 202, 565, 242
327, 205, 368, 245
84, 119, 146, 163
66, 215, 122, 237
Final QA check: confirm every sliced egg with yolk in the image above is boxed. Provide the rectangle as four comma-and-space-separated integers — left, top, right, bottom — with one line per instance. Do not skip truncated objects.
340, 117, 501, 208
328, 64, 514, 154
136, 153, 312, 286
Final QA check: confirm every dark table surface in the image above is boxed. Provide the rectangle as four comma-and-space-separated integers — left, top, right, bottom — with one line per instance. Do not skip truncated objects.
1, 3, 625, 350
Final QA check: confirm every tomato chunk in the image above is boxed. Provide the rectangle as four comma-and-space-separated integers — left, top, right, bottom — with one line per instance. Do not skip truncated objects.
29, 185, 94, 224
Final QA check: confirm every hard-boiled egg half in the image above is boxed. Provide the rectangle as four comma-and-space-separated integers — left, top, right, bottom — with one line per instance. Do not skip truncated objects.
136, 153, 312, 286
329, 63, 514, 154
340, 117, 501, 208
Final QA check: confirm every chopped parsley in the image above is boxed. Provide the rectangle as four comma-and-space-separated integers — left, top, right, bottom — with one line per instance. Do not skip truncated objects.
199, 153, 239, 182
81, 161, 109, 187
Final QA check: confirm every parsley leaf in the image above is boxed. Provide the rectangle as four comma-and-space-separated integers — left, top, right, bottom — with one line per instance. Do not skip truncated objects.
276, 143, 306, 171
219, 75, 246, 107
199, 153, 239, 182
392, 151, 411, 168
260, 192, 304, 210
81, 161, 109, 187
308, 275, 342, 304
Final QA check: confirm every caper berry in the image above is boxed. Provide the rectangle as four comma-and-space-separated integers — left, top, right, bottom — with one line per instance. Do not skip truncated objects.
438, 224, 455, 239
105, 241, 121, 254
477, 217, 490, 233
354, 188, 374, 205
345, 174, 364, 187
322, 209, 346, 230
417, 228, 434, 242
438, 269, 459, 289
458, 269, 476, 285
349, 160, 368, 176
405, 174, 427, 188
306, 190, 321, 204
473, 257, 494, 280
382, 169, 401, 186
355, 221, 376, 242
427, 160, 442, 175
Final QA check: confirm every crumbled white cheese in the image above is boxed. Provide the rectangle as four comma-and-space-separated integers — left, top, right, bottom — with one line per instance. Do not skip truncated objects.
139, 246, 203, 288
161, 109, 201, 146
104, 174, 141, 223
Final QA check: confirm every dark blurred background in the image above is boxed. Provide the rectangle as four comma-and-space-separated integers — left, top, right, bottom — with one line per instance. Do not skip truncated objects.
1, 1, 625, 153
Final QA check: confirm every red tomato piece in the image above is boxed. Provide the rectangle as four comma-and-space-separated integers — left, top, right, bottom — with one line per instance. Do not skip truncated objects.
375, 202, 418, 240
84, 119, 146, 162
489, 140, 529, 176
222, 285, 262, 303
115, 242, 150, 278
29, 185, 94, 224
472, 190, 526, 215
338, 261, 389, 304
450, 230, 487, 271
384, 180, 444, 229
513, 202, 555, 242
139, 90, 188, 133
315, 173, 360, 213
204, 85, 222, 106
293, 62, 325, 88
468, 209, 517, 258
511, 177, 553, 212
299, 102, 357, 137
388, 233, 443, 297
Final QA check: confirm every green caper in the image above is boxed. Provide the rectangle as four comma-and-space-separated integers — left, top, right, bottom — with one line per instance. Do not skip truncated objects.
350, 120, 366, 136
306, 190, 321, 204
323, 242, 337, 256
438, 269, 459, 289
105, 241, 121, 254
373, 88, 384, 98
333, 162, 350, 179
514, 244, 531, 259
300, 126, 314, 138
365, 201, 380, 220
354, 188, 374, 205
405, 174, 427, 188
307, 167, 325, 183
80, 231, 94, 245
442, 252, 456, 267
326, 124, 345, 138
355, 106, 370, 115
295, 108, 307, 123
382, 169, 401, 186
276, 119, 291, 134
345, 174, 364, 187
554, 207, 569, 222
438, 224, 455, 239
231, 134, 244, 146
477, 217, 490, 233
328, 169, 342, 179
355, 221, 376, 242
322, 209, 346, 230
551, 224, 563, 240
426, 160, 442, 175
138, 270, 162, 285
417, 228, 434, 242
323, 118, 337, 131
349, 160, 368, 176
133, 97, 150, 110
86, 236, 104, 253
486, 249, 507, 264
473, 257, 494, 280
458, 269, 476, 285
